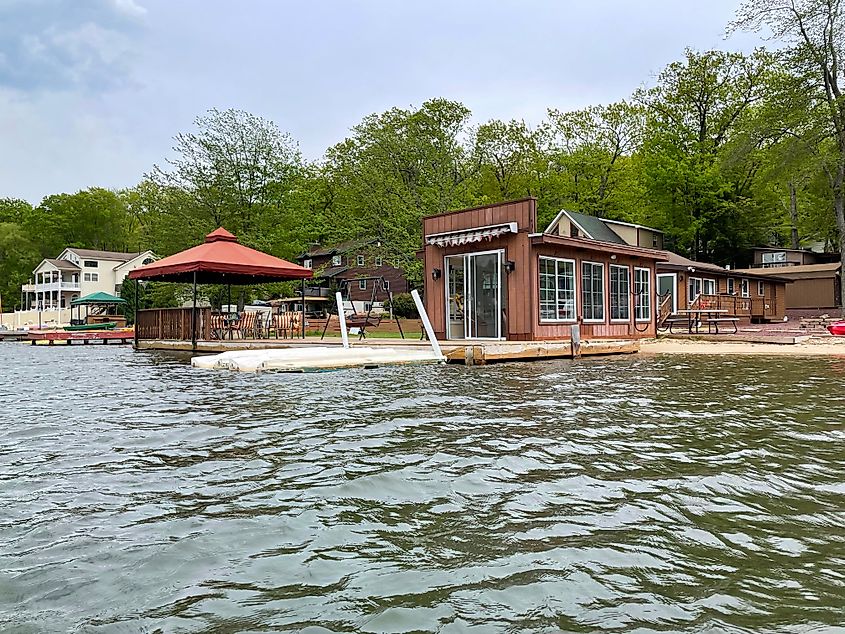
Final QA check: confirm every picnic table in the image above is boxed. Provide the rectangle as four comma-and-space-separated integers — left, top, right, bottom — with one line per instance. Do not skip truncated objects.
666, 309, 739, 334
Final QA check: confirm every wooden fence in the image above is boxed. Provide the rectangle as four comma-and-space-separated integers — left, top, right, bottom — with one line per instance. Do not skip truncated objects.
136, 307, 211, 340
691, 294, 770, 319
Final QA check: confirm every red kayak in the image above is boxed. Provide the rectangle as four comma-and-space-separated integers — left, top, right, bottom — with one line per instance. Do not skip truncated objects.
827, 321, 845, 336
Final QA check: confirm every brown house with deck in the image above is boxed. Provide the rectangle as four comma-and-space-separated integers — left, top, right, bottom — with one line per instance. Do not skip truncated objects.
298, 238, 410, 313
655, 252, 790, 323
421, 198, 663, 341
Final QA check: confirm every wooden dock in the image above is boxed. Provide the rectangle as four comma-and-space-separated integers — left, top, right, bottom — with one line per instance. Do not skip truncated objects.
27, 330, 135, 346
135, 337, 639, 364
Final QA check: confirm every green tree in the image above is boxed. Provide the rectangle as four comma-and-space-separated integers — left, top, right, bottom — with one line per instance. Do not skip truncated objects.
733, 0, 845, 309
322, 98, 478, 283
0, 223, 40, 311
637, 48, 774, 262
147, 108, 304, 257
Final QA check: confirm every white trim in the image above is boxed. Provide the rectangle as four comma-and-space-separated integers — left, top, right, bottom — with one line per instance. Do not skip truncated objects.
634, 267, 652, 322
656, 273, 678, 314
609, 263, 631, 323
581, 260, 606, 323
538, 255, 577, 323
444, 249, 504, 340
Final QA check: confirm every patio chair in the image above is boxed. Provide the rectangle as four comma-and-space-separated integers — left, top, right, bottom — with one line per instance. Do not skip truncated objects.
268, 312, 299, 339
231, 310, 259, 339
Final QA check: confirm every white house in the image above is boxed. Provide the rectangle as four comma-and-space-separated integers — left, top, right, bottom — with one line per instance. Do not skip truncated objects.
20, 248, 155, 312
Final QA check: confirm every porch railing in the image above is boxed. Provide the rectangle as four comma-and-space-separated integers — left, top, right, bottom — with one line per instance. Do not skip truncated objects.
136, 307, 211, 341
689, 294, 769, 318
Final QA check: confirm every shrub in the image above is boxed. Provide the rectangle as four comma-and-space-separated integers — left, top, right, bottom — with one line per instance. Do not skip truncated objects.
385, 292, 419, 319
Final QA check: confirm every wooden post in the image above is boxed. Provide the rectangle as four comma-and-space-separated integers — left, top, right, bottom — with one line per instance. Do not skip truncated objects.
301, 277, 306, 339
133, 278, 139, 349
571, 324, 581, 358
191, 271, 197, 352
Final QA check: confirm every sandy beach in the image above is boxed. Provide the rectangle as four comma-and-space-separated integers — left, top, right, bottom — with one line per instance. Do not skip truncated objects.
642, 337, 845, 356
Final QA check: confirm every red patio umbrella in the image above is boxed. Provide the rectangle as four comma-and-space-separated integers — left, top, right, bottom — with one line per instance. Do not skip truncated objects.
129, 228, 313, 348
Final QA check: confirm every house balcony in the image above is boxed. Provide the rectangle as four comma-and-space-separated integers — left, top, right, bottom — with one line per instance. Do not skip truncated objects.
31, 281, 81, 292
21, 283, 35, 292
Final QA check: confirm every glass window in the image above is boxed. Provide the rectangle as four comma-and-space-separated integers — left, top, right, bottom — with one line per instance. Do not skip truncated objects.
635, 268, 651, 321
688, 277, 702, 303
303, 258, 312, 269
375, 256, 383, 266
357, 255, 365, 266
610, 265, 630, 321
383, 280, 390, 291
84, 260, 98, 268
758, 281, 765, 296
358, 279, 367, 290
741, 279, 750, 297
331, 255, 342, 266
727, 278, 735, 295
83, 272, 99, 282
581, 262, 605, 321
703, 279, 716, 295
539, 257, 576, 321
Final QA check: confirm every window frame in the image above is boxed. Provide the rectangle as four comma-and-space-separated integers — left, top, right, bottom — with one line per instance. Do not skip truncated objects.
609, 264, 631, 323
374, 256, 382, 266
331, 255, 342, 266
702, 278, 716, 295
83, 260, 98, 268
727, 278, 735, 295
303, 258, 312, 270
634, 267, 651, 322
741, 279, 750, 298
383, 279, 390, 291
538, 256, 577, 323
758, 280, 765, 296
83, 272, 99, 282
581, 261, 605, 323
356, 255, 365, 266
358, 279, 367, 290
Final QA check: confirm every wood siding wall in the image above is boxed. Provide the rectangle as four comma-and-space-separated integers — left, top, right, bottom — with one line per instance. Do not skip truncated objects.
785, 277, 838, 309
423, 199, 535, 341
137, 307, 211, 341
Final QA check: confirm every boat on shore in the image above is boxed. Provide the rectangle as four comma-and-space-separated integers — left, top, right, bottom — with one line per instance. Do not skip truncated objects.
827, 321, 845, 336
63, 322, 117, 332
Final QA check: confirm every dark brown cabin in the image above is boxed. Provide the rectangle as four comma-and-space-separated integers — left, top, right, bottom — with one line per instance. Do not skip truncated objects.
422, 198, 663, 341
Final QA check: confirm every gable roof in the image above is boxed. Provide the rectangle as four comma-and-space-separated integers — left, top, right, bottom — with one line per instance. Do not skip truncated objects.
38, 258, 80, 272
545, 209, 664, 246
65, 248, 141, 262
559, 210, 626, 244
302, 238, 376, 259
659, 251, 792, 282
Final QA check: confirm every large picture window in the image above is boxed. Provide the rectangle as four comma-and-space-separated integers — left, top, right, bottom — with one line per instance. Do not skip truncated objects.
610, 265, 630, 321
581, 262, 605, 322
634, 267, 651, 321
539, 256, 576, 321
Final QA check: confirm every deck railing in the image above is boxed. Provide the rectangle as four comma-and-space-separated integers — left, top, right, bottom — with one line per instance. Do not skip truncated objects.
136, 307, 211, 340
689, 294, 770, 318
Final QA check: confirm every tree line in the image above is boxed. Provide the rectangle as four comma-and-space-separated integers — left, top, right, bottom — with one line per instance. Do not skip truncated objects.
2, 0, 843, 309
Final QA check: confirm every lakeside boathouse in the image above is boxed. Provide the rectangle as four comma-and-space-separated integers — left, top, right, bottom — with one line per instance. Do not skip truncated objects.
421, 198, 663, 342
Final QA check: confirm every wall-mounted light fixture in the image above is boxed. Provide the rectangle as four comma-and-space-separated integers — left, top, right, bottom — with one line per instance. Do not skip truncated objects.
610, 254, 617, 261
432, 267, 442, 280
505, 260, 516, 273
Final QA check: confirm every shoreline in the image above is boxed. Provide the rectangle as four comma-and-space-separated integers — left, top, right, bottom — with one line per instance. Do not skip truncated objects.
641, 337, 845, 356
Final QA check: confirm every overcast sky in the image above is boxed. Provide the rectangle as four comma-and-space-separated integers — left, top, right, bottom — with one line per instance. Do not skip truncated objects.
0, 0, 764, 203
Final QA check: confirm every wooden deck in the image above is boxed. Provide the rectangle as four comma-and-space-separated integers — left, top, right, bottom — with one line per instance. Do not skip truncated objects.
27, 330, 134, 345
135, 337, 640, 365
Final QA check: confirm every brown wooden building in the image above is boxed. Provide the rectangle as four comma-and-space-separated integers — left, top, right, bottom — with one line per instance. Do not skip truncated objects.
421, 198, 663, 341
734, 263, 840, 310
657, 252, 790, 322
298, 238, 410, 312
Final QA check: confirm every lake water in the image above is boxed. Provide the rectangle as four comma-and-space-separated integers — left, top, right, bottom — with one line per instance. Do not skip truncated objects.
1, 344, 844, 632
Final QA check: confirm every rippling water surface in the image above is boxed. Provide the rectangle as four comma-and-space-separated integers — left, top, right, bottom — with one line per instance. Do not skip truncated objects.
1, 344, 844, 633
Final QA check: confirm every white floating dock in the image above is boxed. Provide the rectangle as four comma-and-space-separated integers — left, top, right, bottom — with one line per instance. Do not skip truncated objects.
191, 346, 445, 372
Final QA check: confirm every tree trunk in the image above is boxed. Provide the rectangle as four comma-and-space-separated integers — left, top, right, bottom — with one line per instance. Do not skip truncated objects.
789, 181, 800, 250
836, 188, 845, 316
